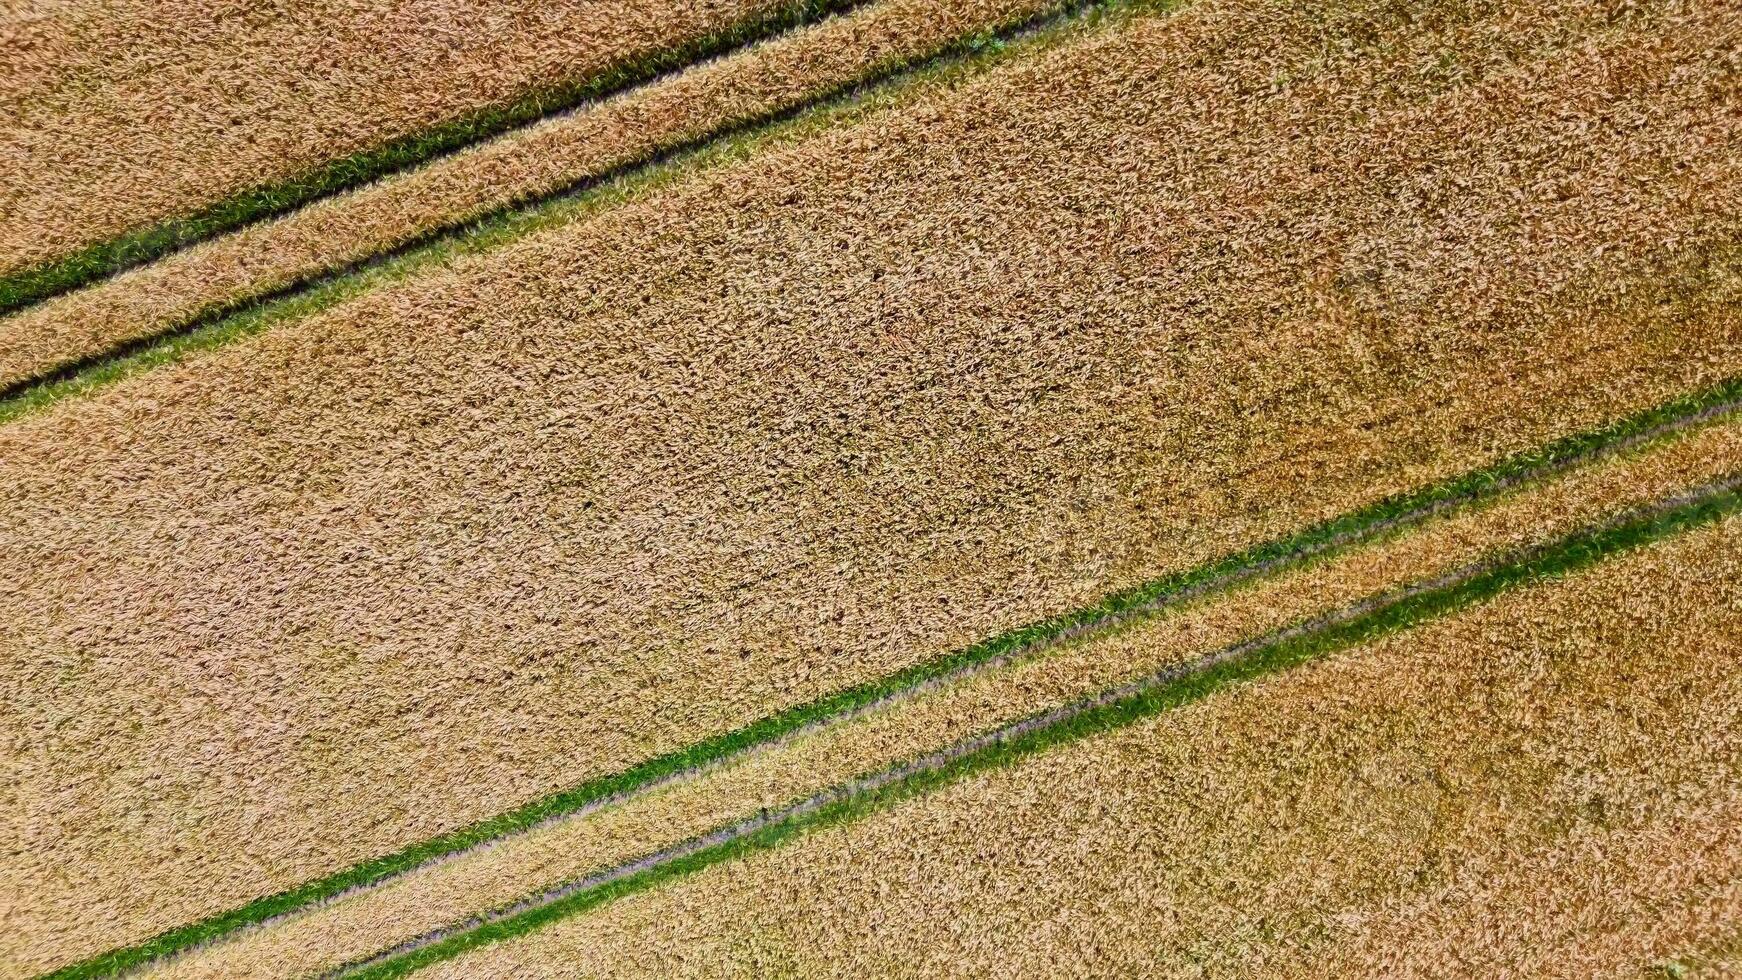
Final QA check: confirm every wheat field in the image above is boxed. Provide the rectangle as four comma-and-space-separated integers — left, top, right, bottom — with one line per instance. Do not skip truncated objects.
2, 0, 1738, 976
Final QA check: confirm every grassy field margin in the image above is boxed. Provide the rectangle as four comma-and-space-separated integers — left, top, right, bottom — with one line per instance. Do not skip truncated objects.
0, 0, 875, 318
43, 374, 1742, 980
0, 0, 1146, 419
0, 0, 1080, 394
342, 474, 1742, 978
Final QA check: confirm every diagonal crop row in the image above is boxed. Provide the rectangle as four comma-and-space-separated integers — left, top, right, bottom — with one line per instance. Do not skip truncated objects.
341, 471, 1742, 978
0, 0, 874, 318
420, 470, 1742, 976
147, 382, 1742, 979
0, 0, 1094, 393
49, 375, 1742, 980
285, 405, 1742, 977
0, 0, 1152, 416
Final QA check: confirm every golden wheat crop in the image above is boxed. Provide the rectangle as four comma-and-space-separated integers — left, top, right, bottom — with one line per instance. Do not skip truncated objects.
0, 0, 1059, 389
0, 0, 786, 274
428, 511, 1742, 978
153, 405, 1742, 979
4, 0, 1738, 970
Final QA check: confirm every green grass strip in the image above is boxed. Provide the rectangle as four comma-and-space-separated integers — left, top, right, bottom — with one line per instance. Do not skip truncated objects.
349, 478, 1742, 979
0, 0, 872, 317
44, 373, 1742, 980
0, 0, 1139, 424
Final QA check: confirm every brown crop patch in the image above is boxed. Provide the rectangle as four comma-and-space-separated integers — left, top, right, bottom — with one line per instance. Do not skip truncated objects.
3, 0, 1739, 972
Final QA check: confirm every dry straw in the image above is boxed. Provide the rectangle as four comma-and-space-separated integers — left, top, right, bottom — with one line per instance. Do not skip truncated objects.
3, 0, 1739, 971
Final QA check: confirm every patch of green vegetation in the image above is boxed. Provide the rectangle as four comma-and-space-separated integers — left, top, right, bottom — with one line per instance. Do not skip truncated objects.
350, 479, 1742, 978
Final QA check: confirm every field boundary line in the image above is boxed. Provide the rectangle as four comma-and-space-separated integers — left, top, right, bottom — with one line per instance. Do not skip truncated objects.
0, 0, 1158, 423
55, 376, 1742, 980
0, 0, 885, 319
337, 472, 1742, 978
